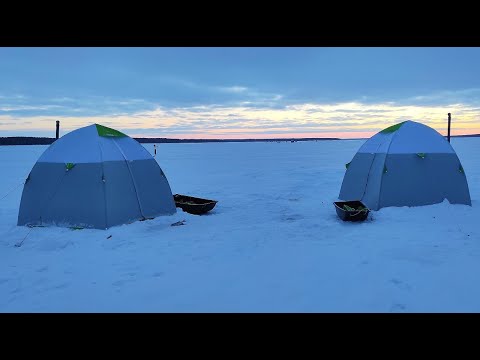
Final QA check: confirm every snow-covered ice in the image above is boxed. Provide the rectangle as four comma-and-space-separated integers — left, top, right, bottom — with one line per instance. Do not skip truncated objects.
0, 138, 479, 312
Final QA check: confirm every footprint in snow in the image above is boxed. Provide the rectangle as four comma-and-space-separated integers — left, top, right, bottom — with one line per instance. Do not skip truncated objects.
390, 278, 412, 291
112, 279, 131, 287
283, 214, 303, 222
390, 303, 407, 312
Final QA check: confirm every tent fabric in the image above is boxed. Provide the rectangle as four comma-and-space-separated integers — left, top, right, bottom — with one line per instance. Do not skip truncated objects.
37, 125, 153, 163
357, 121, 456, 154
339, 120, 471, 210
18, 124, 176, 229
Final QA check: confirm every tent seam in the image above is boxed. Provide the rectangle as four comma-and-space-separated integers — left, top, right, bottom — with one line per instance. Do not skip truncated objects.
96, 136, 109, 229
111, 138, 147, 220
377, 126, 402, 209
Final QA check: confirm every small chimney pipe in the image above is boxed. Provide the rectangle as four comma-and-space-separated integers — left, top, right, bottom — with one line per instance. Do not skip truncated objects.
447, 113, 451, 143
56, 120, 60, 140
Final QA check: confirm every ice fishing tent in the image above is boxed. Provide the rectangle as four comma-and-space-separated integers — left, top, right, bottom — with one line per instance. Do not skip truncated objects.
18, 124, 176, 229
339, 120, 471, 210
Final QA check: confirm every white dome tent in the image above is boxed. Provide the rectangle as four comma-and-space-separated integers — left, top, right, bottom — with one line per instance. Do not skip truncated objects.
339, 120, 471, 210
18, 124, 176, 229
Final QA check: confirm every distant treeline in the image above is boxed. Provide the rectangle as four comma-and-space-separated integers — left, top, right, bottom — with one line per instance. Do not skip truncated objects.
0, 136, 340, 145
2, 134, 478, 146
452, 134, 480, 138
135, 137, 340, 143
0, 137, 56, 145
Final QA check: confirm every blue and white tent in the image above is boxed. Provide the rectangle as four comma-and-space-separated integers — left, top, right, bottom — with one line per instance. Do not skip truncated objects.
339, 120, 471, 210
18, 124, 176, 229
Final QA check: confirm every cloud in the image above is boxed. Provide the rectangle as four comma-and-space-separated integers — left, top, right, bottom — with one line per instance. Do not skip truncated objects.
0, 105, 65, 112
51, 97, 76, 102
0, 94, 27, 100
1, 98, 479, 139
391, 88, 480, 107
218, 86, 248, 93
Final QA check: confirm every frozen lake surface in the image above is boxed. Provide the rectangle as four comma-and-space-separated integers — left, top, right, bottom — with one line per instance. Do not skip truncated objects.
0, 138, 479, 312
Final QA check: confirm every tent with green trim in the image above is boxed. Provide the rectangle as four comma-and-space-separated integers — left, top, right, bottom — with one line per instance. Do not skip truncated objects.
338, 120, 471, 210
17, 124, 176, 229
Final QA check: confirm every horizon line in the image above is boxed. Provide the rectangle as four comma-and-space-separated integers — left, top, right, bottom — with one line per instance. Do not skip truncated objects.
1, 133, 479, 142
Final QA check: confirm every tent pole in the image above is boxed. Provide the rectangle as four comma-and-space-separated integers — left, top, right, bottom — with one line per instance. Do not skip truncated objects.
447, 113, 451, 143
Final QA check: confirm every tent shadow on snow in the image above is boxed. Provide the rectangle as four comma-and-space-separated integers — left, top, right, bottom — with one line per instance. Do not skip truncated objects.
17, 124, 177, 230
338, 120, 472, 211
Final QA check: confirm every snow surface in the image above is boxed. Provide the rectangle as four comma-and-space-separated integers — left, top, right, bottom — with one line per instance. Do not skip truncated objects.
0, 138, 479, 312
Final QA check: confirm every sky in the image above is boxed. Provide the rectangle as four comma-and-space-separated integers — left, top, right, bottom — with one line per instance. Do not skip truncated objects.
0, 47, 479, 139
